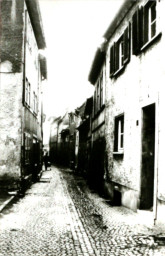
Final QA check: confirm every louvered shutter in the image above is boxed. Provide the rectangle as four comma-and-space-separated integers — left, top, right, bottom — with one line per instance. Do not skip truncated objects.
110, 44, 115, 77
132, 7, 143, 55
143, 3, 149, 44
115, 41, 119, 72
123, 24, 130, 65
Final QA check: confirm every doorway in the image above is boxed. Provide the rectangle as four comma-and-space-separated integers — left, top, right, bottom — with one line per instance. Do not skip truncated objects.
140, 103, 155, 210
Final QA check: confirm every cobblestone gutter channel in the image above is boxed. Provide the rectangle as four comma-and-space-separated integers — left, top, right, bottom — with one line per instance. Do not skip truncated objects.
60, 169, 165, 256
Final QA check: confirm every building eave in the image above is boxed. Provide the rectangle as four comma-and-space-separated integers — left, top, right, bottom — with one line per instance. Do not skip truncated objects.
25, 0, 46, 49
88, 48, 105, 85
103, 0, 136, 40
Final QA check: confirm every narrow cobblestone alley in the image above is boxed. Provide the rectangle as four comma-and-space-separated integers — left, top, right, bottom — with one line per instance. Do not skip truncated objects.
0, 166, 165, 256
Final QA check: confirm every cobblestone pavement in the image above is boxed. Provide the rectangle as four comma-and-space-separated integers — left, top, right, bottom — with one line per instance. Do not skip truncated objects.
0, 166, 165, 256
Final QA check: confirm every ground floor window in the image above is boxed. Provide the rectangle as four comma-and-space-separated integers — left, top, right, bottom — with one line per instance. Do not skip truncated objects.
114, 114, 124, 153
24, 133, 31, 165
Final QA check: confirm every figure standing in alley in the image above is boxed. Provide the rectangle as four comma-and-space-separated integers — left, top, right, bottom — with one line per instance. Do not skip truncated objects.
43, 152, 49, 171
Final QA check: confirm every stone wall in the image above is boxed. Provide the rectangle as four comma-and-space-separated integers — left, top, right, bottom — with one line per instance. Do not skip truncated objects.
0, 69, 23, 189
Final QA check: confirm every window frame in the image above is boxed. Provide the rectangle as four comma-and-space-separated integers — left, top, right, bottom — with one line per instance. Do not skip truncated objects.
93, 71, 104, 116
132, 1, 160, 54
33, 92, 38, 115
144, 1, 156, 45
114, 114, 124, 154
25, 78, 31, 107
110, 24, 131, 77
24, 133, 31, 165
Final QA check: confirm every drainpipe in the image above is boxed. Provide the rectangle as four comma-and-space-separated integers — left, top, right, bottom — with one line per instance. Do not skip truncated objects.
21, 9, 27, 181
153, 93, 160, 225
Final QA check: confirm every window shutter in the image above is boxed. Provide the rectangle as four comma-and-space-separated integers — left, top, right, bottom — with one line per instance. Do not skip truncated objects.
132, 7, 143, 55
114, 42, 119, 72
123, 24, 131, 65
143, 2, 150, 45
139, 6, 144, 47
94, 90, 97, 115
110, 44, 115, 77
132, 10, 138, 55
114, 118, 118, 152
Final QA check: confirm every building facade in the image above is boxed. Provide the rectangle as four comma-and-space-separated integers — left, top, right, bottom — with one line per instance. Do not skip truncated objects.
90, 0, 165, 226
76, 98, 93, 177
88, 49, 106, 192
0, 0, 47, 191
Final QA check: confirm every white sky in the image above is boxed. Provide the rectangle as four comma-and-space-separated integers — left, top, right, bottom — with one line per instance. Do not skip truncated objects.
39, 0, 124, 118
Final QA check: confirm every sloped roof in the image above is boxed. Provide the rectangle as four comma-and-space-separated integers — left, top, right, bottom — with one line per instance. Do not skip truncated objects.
25, 0, 46, 49
88, 48, 105, 85
103, 0, 136, 40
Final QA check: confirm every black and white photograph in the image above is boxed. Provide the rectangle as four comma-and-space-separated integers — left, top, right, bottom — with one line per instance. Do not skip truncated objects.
0, 0, 165, 255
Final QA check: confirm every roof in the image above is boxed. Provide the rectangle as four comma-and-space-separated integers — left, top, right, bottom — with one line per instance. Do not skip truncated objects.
75, 102, 86, 118
88, 0, 136, 85
103, 0, 136, 40
25, 0, 46, 49
88, 48, 105, 85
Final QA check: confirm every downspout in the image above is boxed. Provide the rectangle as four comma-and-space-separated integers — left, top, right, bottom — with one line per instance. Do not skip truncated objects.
153, 92, 160, 225
20, 9, 27, 182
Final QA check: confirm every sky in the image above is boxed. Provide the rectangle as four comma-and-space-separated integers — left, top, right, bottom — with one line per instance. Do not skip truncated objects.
39, 0, 124, 118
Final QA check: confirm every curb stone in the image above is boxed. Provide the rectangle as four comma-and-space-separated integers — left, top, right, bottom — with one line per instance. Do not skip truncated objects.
0, 195, 16, 213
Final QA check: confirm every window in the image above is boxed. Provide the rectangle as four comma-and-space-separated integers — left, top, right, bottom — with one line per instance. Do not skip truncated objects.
33, 92, 38, 114
97, 82, 100, 112
114, 114, 124, 153
93, 90, 97, 116
143, 1, 156, 44
116, 36, 124, 71
93, 71, 104, 116
25, 78, 31, 106
132, 7, 143, 55
100, 74, 103, 107
24, 133, 31, 165
110, 24, 130, 77
132, 1, 158, 54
